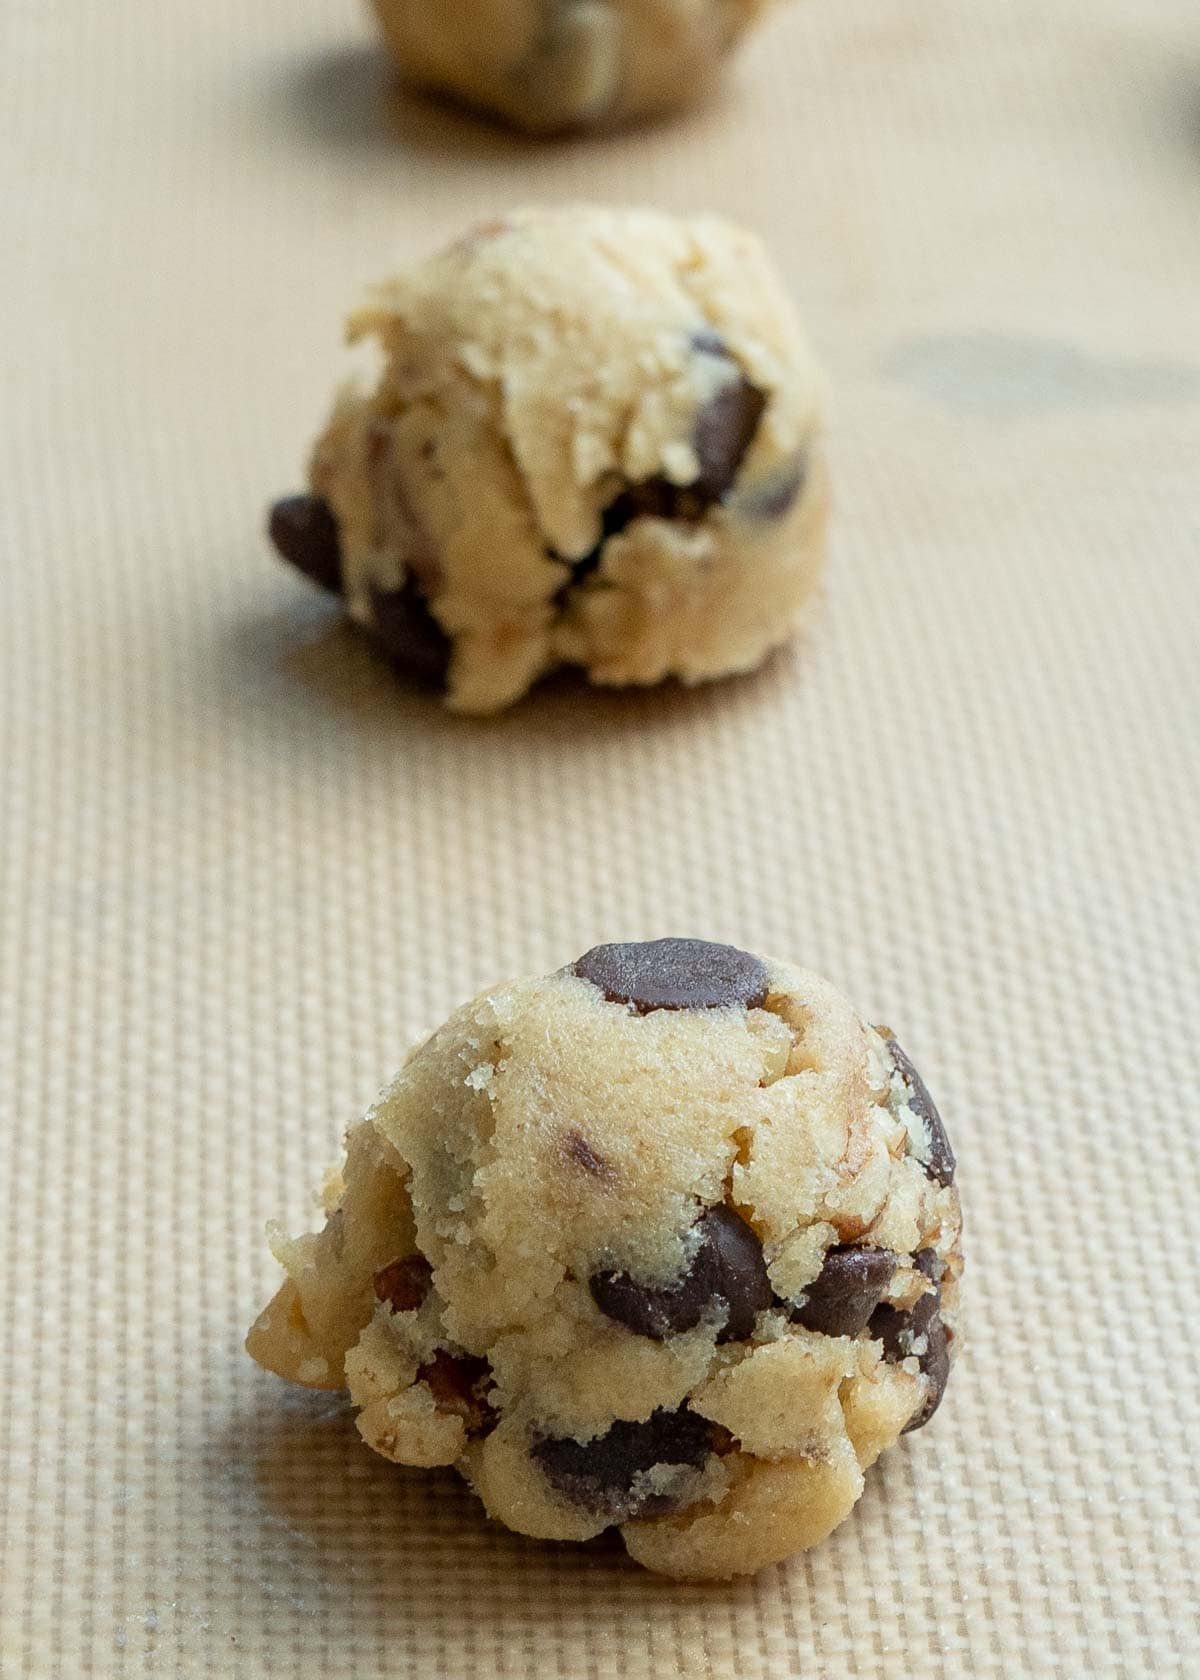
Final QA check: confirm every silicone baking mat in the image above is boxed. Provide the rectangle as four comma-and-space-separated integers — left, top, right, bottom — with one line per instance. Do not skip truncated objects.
3, 0, 1199, 1673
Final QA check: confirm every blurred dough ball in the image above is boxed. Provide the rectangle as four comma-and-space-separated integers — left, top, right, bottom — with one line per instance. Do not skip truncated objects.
369, 0, 783, 134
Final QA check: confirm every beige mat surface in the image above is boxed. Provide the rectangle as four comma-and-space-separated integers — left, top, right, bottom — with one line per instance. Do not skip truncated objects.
3, 0, 1199, 1674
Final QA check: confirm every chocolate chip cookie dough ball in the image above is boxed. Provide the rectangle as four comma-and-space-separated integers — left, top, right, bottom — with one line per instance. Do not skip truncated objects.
268, 206, 827, 714
247, 940, 963, 1580
369, 1, 783, 134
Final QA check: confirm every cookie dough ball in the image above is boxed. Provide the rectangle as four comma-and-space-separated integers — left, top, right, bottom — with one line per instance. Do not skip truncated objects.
247, 939, 963, 1580
369, 1, 782, 134
268, 206, 828, 715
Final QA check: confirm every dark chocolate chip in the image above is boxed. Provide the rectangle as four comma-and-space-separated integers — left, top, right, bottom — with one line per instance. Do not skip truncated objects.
368, 578, 452, 688
690, 327, 728, 358
571, 939, 769, 1014
881, 1032, 956, 1187
694, 1204, 774, 1341
692, 375, 768, 503
591, 1204, 772, 1344
583, 366, 765, 540
790, 1245, 897, 1338
268, 494, 343, 595
552, 478, 705, 593
608, 478, 700, 529
550, 343, 766, 594
533, 1405, 713, 1520
688, 325, 767, 497
373, 1253, 433, 1314
564, 1131, 617, 1182
418, 1349, 495, 1435
868, 1248, 950, 1432
269, 492, 450, 688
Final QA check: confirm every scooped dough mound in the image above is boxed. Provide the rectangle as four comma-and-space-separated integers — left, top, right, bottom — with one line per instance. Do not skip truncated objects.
268, 205, 828, 714
248, 940, 963, 1580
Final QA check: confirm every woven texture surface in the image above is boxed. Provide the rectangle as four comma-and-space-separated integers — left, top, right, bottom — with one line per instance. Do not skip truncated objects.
3, 0, 1199, 1674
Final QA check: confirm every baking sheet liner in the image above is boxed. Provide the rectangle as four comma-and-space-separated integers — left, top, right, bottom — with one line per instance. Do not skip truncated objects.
3, 0, 1199, 1672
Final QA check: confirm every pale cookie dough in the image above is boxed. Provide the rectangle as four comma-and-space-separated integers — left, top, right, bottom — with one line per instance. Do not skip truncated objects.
369, 1, 784, 134
268, 206, 828, 715
247, 939, 963, 1580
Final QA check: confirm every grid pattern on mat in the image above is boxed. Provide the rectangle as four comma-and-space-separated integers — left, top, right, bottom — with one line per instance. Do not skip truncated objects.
2, 0, 1199, 1674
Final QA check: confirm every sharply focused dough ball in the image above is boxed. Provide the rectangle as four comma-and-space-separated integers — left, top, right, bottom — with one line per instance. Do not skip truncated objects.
247, 939, 963, 1580
369, 0, 783, 134
268, 206, 827, 714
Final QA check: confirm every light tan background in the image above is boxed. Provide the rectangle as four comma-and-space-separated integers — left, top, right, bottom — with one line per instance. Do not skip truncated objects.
3, 0, 1199, 1674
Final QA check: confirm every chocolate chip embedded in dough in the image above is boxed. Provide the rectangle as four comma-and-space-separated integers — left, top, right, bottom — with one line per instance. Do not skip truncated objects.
879, 1032, 956, 1187
571, 939, 769, 1014
868, 1248, 950, 1431
268, 494, 343, 595
553, 342, 767, 589
692, 373, 767, 502
690, 327, 729, 357
563, 1131, 617, 1183
368, 578, 452, 688
532, 1406, 713, 1520
417, 1349, 495, 1436
269, 492, 450, 686
590, 1204, 772, 1344
790, 1245, 897, 1338
698, 1204, 774, 1341
373, 1254, 433, 1314
569, 472, 709, 572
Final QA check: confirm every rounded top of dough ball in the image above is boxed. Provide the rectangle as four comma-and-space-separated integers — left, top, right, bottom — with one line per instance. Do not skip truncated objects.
377, 941, 960, 1329
347, 206, 822, 563
370, 0, 785, 134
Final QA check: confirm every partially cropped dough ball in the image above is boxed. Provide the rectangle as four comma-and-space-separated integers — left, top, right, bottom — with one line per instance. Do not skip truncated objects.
247, 939, 963, 1580
369, 1, 783, 134
268, 206, 828, 714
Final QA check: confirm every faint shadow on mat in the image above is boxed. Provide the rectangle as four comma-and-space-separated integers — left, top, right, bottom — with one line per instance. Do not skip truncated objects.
272, 41, 652, 161
274, 42, 530, 159
216, 1385, 748, 1629
883, 331, 1200, 419
229, 591, 805, 748
270, 41, 737, 162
